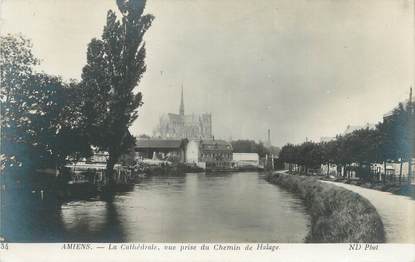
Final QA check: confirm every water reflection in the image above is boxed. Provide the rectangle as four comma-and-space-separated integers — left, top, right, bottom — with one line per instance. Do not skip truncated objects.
60, 200, 125, 242
6, 172, 310, 242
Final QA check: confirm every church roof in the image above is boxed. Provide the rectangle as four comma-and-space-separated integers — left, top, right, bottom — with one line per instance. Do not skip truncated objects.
136, 139, 187, 149
167, 113, 183, 120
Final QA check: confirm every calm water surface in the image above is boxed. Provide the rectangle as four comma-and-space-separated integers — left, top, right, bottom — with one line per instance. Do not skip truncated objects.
8, 172, 310, 242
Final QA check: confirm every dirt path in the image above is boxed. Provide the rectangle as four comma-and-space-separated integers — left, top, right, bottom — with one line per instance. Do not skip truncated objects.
324, 181, 415, 243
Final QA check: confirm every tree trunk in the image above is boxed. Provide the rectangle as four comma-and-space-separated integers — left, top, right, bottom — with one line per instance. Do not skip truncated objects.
408, 158, 413, 185
327, 163, 330, 177
348, 166, 351, 179
106, 155, 117, 186
399, 158, 403, 184
383, 161, 387, 184
344, 165, 347, 178
367, 164, 371, 182
346, 165, 349, 179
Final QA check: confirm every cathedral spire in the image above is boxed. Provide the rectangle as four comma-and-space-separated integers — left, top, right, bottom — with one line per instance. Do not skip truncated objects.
179, 85, 184, 115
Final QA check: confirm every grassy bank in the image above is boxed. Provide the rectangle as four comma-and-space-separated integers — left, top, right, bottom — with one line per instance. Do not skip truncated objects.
266, 172, 385, 243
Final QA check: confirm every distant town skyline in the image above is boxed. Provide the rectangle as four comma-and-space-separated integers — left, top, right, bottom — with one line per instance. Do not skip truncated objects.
1, 0, 413, 146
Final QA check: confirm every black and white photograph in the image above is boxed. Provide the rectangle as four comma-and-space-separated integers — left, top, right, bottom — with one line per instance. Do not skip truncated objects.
0, 0, 414, 260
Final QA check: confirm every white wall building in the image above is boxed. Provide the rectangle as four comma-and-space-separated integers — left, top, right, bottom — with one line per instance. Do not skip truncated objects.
185, 139, 233, 170
186, 140, 200, 165
232, 153, 260, 167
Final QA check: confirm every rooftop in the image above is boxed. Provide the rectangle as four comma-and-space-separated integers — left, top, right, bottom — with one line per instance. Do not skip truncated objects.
136, 139, 187, 149
200, 140, 232, 151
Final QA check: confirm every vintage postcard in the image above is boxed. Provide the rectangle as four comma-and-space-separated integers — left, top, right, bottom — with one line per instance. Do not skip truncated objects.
0, 0, 414, 261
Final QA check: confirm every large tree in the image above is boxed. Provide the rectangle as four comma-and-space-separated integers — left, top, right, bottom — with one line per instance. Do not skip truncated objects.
231, 140, 271, 157
321, 140, 338, 176
1, 35, 39, 173
0, 35, 91, 182
378, 102, 415, 183
80, 0, 154, 183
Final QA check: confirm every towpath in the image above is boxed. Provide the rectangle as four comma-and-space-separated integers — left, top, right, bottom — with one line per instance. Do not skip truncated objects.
324, 181, 415, 243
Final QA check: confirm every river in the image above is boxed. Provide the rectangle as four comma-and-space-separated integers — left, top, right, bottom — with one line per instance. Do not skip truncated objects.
4, 172, 310, 242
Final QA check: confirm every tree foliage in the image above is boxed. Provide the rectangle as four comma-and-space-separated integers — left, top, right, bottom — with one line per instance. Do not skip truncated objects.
231, 140, 271, 157
0, 35, 91, 177
80, 0, 154, 180
279, 101, 414, 179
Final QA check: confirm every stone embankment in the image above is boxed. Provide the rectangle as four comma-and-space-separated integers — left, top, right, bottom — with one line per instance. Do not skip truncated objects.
266, 172, 385, 243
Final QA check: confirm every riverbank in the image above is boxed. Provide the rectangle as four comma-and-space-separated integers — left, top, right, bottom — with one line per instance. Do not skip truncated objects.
266, 172, 385, 243
143, 164, 203, 176
322, 180, 415, 243
142, 163, 263, 176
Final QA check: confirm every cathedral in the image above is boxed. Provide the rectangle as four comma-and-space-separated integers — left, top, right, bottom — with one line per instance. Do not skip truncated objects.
153, 88, 213, 139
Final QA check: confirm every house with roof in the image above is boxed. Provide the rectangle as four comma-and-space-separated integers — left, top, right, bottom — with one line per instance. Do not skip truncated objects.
135, 139, 188, 163
186, 139, 233, 170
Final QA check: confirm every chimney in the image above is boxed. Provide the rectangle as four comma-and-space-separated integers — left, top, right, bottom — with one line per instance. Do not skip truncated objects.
267, 129, 271, 147
179, 85, 184, 116
268, 129, 271, 141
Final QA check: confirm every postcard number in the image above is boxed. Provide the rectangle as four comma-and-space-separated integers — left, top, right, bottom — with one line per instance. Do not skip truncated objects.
0, 243, 8, 250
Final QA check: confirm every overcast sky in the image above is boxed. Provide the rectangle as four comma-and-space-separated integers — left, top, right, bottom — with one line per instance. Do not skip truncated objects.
1, 0, 413, 146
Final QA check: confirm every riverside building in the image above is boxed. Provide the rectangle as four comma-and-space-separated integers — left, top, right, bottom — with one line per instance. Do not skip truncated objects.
186, 139, 233, 170
135, 139, 188, 163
